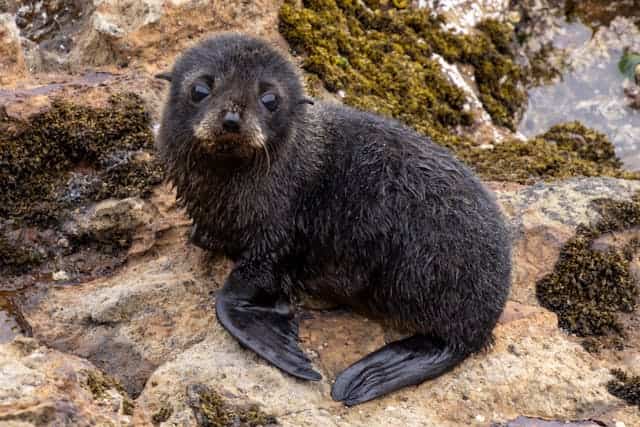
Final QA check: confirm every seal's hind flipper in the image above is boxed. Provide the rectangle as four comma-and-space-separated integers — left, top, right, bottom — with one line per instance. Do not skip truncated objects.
215, 281, 321, 381
331, 335, 465, 406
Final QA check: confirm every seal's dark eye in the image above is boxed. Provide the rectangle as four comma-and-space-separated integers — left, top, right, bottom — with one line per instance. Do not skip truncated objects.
191, 82, 210, 103
261, 92, 278, 112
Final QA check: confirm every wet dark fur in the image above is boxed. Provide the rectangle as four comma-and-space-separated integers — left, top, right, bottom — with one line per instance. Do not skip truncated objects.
158, 34, 511, 357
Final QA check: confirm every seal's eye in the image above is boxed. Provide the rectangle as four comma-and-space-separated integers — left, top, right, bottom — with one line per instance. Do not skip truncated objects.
191, 82, 210, 103
261, 92, 278, 112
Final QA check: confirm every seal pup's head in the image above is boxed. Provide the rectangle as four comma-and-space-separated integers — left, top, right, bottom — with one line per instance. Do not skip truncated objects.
156, 33, 312, 172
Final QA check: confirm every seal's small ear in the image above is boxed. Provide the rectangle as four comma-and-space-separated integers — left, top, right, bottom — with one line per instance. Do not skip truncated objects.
155, 72, 173, 82
298, 96, 315, 106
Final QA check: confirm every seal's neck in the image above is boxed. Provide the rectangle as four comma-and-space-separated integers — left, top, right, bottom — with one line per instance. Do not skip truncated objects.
167, 111, 321, 257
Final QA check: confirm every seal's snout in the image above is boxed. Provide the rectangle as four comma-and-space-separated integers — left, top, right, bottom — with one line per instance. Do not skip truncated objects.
222, 111, 241, 134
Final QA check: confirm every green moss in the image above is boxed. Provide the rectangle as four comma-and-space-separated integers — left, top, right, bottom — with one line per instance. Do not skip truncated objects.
122, 398, 135, 416
526, 42, 564, 86
0, 93, 162, 272
0, 93, 161, 227
462, 122, 637, 184
536, 193, 640, 339
84, 370, 127, 398
279, 0, 526, 131
152, 404, 173, 424
542, 122, 621, 165
476, 19, 513, 56
608, 369, 640, 409
187, 384, 278, 427
84, 370, 135, 416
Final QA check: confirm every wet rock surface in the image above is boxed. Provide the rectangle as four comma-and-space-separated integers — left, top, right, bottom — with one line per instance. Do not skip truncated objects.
0, 1, 639, 426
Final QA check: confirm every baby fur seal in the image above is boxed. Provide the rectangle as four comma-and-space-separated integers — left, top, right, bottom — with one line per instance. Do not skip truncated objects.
157, 33, 511, 406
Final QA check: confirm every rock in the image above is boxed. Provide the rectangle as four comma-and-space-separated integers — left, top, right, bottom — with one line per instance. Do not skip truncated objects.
0, 13, 26, 85
51, 270, 69, 282
63, 197, 158, 248
495, 417, 604, 427
496, 177, 640, 305
0, 336, 133, 426
419, 0, 511, 34
624, 85, 640, 110
23, 247, 216, 398
131, 301, 627, 426
1, 0, 640, 425
0, 0, 284, 76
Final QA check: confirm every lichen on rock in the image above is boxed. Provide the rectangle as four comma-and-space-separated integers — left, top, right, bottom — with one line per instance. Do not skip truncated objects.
0, 92, 161, 226
607, 368, 640, 409
186, 383, 278, 427
536, 192, 640, 340
463, 122, 637, 185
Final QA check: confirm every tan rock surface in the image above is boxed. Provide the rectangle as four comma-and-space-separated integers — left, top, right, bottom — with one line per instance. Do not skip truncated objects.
0, 13, 25, 85
497, 178, 640, 305
0, 336, 133, 426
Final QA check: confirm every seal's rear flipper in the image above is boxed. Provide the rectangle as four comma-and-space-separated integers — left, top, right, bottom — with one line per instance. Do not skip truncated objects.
215, 282, 322, 381
331, 335, 465, 406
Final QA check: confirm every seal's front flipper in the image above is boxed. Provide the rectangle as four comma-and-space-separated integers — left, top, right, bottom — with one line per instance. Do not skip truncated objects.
215, 278, 321, 381
331, 335, 465, 406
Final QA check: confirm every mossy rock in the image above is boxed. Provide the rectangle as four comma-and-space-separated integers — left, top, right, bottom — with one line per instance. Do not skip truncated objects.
462, 122, 636, 184
186, 384, 278, 427
0, 234, 44, 273
536, 193, 640, 339
279, 0, 524, 131
83, 370, 135, 416
0, 93, 161, 227
152, 404, 173, 424
0, 93, 162, 273
608, 368, 640, 409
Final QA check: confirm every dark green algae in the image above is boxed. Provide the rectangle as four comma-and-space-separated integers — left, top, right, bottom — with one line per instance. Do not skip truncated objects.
608, 368, 640, 410
0, 93, 161, 226
0, 93, 162, 272
537, 193, 640, 340
278, 1, 638, 184
187, 384, 278, 427
280, 0, 523, 131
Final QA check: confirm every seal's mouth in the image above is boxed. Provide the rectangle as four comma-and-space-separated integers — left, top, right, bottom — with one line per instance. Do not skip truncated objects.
200, 135, 257, 158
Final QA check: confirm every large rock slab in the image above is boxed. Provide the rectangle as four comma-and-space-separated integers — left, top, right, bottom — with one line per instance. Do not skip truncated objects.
132, 303, 636, 426
14, 178, 640, 426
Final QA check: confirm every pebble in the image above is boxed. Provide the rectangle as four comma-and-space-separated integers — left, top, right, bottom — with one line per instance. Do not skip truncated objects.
52, 270, 69, 281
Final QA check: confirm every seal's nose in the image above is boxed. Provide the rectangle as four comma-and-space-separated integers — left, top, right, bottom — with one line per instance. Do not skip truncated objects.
222, 111, 241, 133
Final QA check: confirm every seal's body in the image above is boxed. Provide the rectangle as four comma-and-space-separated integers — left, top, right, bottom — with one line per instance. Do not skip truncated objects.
157, 34, 511, 406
